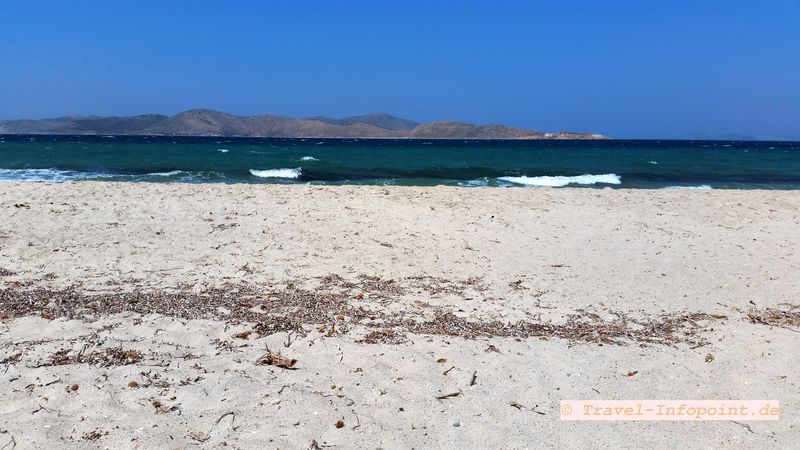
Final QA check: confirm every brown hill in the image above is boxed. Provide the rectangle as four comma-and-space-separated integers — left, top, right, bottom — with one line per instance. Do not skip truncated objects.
0, 109, 608, 139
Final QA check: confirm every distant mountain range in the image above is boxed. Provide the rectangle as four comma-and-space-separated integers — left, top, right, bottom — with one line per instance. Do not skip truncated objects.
0, 109, 608, 139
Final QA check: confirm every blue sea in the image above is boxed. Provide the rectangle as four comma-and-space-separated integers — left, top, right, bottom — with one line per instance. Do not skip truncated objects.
1, 135, 799, 189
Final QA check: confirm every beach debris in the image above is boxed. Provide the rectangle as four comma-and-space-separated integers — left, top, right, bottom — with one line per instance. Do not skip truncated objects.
436, 391, 462, 400
0, 430, 16, 450
0, 352, 22, 366
452, 419, 461, 427
189, 431, 210, 442
255, 348, 297, 369
31, 403, 52, 415
41, 347, 143, 367
325, 323, 337, 336
233, 331, 251, 339
625, 370, 639, 377
0, 268, 16, 277
216, 412, 239, 431
0, 276, 734, 347
436, 358, 447, 363
254, 317, 305, 337
81, 430, 105, 441
733, 421, 754, 434
358, 328, 409, 345
13, 203, 30, 209
308, 439, 336, 449
212, 338, 237, 352
508, 280, 527, 290
210, 222, 238, 232
68, 383, 79, 392
705, 353, 715, 363
127, 381, 140, 389
509, 401, 543, 414
747, 304, 800, 330
335, 419, 345, 429
470, 371, 477, 386
151, 399, 180, 414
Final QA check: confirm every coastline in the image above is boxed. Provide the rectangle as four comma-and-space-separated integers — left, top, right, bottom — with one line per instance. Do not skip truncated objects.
1, 182, 798, 447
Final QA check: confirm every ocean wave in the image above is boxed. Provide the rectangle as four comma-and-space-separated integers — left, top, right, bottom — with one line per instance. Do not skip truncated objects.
0, 168, 117, 182
300, 156, 318, 161
457, 177, 490, 187
249, 168, 302, 179
497, 173, 621, 187
663, 185, 713, 190
147, 170, 185, 177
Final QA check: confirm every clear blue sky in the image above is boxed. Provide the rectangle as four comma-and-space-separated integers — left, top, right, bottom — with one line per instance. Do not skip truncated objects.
1, 0, 798, 139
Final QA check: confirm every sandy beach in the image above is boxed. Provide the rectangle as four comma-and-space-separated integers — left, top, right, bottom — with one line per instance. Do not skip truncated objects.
1, 182, 798, 448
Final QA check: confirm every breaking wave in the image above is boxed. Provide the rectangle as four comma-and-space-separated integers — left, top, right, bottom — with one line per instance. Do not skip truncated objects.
148, 170, 185, 177
0, 168, 117, 182
497, 173, 621, 187
249, 168, 302, 179
663, 185, 713, 190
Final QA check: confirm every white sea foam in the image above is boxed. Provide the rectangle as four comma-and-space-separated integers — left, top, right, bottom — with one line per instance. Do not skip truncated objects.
148, 170, 185, 177
497, 173, 622, 187
217, 148, 229, 153
663, 185, 713, 190
249, 168, 302, 179
458, 177, 490, 187
300, 156, 318, 161
648, 160, 658, 165
0, 168, 116, 182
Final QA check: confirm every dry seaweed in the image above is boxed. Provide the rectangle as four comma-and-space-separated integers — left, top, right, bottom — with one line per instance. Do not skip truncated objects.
40, 347, 143, 367
747, 305, 800, 330
81, 430, 104, 441
358, 328, 409, 345
255, 349, 297, 368
0, 352, 22, 365
0, 275, 731, 347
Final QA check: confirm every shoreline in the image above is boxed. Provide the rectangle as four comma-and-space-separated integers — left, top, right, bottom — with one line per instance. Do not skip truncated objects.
1, 182, 798, 447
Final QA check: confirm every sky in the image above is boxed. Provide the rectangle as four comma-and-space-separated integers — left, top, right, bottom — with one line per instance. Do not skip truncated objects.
1, 0, 799, 139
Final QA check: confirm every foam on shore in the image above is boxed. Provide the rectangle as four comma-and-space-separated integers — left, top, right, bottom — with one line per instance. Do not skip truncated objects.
148, 170, 185, 177
498, 173, 621, 187
663, 185, 713, 190
249, 168, 302, 179
0, 168, 115, 182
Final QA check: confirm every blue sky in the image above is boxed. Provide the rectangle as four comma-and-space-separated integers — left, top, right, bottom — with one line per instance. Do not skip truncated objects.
1, 0, 798, 139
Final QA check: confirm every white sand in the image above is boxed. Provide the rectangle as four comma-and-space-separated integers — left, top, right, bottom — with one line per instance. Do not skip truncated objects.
1, 182, 798, 448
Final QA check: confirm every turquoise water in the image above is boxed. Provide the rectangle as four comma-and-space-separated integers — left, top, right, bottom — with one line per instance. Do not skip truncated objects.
1, 135, 799, 189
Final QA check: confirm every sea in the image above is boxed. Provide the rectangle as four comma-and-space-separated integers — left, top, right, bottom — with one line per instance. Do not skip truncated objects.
1, 135, 799, 189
